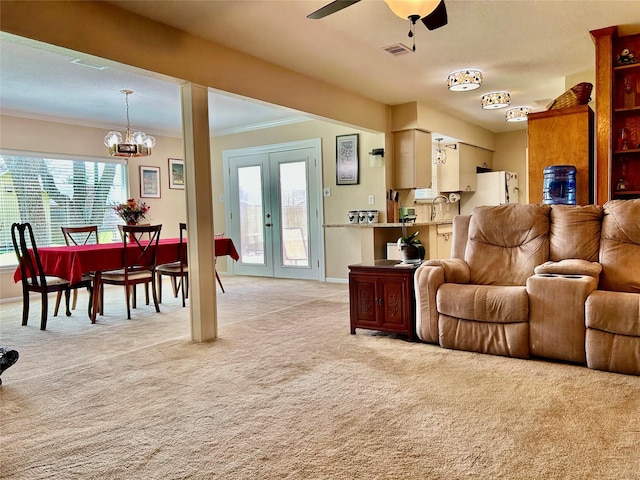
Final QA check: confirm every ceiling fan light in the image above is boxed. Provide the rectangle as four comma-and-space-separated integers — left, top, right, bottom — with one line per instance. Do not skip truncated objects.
384, 0, 440, 19
481, 91, 511, 109
505, 106, 532, 122
447, 69, 483, 91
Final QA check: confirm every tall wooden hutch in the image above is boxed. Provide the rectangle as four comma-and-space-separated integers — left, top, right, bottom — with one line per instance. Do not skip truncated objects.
591, 26, 640, 204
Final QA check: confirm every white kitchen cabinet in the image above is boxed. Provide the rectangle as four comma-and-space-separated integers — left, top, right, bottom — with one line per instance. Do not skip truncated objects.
437, 143, 493, 192
393, 129, 432, 189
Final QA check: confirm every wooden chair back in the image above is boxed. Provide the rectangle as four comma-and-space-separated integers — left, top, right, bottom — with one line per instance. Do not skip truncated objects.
61, 226, 99, 246
178, 222, 188, 268
118, 224, 163, 275
11, 222, 46, 289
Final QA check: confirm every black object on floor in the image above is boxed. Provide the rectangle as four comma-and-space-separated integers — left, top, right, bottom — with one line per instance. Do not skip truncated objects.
0, 347, 19, 385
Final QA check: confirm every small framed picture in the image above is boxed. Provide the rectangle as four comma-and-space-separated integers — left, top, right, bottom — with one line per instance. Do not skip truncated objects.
140, 165, 161, 198
336, 134, 359, 185
168, 158, 185, 190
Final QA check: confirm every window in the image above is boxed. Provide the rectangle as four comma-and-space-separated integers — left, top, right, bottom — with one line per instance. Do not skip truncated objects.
0, 151, 128, 266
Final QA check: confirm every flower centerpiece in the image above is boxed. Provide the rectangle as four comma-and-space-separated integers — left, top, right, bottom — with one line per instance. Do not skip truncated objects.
113, 198, 150, 225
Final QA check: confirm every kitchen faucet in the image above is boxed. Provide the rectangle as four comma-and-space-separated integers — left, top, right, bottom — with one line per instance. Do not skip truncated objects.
431, 195, 449, 221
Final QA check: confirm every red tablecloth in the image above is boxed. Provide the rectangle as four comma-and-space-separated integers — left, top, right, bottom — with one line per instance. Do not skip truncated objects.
14, 237, 239, 285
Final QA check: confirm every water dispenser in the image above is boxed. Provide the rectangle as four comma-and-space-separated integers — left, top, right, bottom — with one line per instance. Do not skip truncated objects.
542, 165, 576, 205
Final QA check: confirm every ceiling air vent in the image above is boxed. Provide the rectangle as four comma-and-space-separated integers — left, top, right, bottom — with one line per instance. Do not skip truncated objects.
70, 58, 108, 70
382, 43, 413, 56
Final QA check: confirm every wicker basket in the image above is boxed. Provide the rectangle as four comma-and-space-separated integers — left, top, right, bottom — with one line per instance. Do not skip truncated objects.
547, 82, 593, 110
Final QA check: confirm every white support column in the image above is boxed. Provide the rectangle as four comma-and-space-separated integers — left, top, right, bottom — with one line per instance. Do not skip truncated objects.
181, 83, 217, 342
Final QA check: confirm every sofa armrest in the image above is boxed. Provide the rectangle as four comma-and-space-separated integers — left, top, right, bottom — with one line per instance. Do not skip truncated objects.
422, 258, 471, 284
414, 264, 443, 344
534, 259, 602, 279
414, 259, 470, 344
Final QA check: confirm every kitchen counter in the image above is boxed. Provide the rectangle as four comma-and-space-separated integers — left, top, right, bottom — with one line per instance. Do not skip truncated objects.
323, 221, 453, 228
323, 221, 453, 263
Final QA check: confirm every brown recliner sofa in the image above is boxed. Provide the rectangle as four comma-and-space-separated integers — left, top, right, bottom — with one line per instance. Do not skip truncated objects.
414, 200, 640, 376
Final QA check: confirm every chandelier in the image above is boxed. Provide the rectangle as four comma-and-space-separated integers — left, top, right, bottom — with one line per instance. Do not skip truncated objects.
447, 69, 483, 91
433, 138, 447, 164
505, 106, 532, 122
104, 89, 155, 157
481, 91, 511, 109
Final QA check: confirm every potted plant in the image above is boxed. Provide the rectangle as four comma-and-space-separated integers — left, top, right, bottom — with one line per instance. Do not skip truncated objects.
396, 220, 425, 264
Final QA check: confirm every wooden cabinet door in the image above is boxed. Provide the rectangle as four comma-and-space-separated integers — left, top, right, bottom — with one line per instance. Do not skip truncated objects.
349, 273, 379, 330
378, 275, 412, 333
439, 144, 493, 192
394, 129, 432, 189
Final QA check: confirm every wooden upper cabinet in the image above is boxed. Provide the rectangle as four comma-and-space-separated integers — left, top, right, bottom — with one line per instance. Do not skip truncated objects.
438, 143, 493, 193
527, 105, 594, 205
393, 129, 432, 189
591, 26, 640, 203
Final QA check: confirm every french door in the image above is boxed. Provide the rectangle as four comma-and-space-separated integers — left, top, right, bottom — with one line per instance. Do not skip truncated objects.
223, 139, 323, 281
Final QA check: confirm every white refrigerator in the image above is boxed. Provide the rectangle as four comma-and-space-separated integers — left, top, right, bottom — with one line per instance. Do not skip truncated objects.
460, 171, 519, 214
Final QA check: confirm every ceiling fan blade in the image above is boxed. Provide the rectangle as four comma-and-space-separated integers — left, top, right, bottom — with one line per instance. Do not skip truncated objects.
307, 0, 361, 19
421, 0, 447, 30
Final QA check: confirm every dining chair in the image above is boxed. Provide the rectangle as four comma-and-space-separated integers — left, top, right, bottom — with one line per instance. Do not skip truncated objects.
214, 232, 226, 293
100, 224, 162, 319
156, 222, 189, 307
58, 225, 99, 312
11, 222, 93, 330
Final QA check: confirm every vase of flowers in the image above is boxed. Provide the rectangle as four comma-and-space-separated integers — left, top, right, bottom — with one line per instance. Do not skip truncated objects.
113, 198, 150, 225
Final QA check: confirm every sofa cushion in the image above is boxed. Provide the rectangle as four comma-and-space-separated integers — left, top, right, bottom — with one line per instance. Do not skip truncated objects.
550, 204, 602, 262
534, 259, 602, 278
599, 199, 640, 293
586, 290, 640, 337
437, 283, 528, 324
439, 315, 529, 359
467, 204, 550, 285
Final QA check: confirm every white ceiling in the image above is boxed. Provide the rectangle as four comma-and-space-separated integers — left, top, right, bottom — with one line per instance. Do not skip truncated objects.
2, 1, 640, 140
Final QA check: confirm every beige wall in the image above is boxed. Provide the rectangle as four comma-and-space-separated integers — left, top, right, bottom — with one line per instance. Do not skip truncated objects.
494, 130, 528, 204
211, 119, 385, 281
0, 115, 186, 300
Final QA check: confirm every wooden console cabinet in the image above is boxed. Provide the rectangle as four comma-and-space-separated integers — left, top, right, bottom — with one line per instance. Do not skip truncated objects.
348, 260, 418, 340
527, 105, 594, 205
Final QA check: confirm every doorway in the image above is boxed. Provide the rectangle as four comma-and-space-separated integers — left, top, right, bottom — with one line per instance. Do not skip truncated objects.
223, 139, 324, 281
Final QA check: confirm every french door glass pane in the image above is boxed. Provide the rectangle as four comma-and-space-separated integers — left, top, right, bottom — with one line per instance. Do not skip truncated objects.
279, 161, 309, 267
238, 165, 264, 265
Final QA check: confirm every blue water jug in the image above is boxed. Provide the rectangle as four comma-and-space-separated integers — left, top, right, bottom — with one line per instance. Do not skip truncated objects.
542, 165, 576, 205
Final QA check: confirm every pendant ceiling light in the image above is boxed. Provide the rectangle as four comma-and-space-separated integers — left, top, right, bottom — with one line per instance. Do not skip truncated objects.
104, 89, 155, 157
383, 0, 441, 51
447, 69, 483, 91
481, 91, 511, 109
505, 106, 532, 122
433, 138, 447, 164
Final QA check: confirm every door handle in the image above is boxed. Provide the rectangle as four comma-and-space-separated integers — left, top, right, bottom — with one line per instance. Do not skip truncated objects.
265, 223, 273, 227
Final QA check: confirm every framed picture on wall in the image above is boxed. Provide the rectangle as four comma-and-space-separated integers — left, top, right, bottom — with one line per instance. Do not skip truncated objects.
336, 134, 359, 185
168, 158, 185, 190
140, 165, 161, 198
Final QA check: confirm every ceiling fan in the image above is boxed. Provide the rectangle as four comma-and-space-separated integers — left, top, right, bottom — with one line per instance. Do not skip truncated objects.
308, 0, 448, 50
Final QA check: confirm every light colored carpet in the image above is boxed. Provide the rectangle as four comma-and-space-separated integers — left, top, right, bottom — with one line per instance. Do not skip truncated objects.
0, 276, 639, 480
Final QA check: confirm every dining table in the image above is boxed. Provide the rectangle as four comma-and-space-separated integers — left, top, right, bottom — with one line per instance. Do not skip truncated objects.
14, 237, 239, 323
